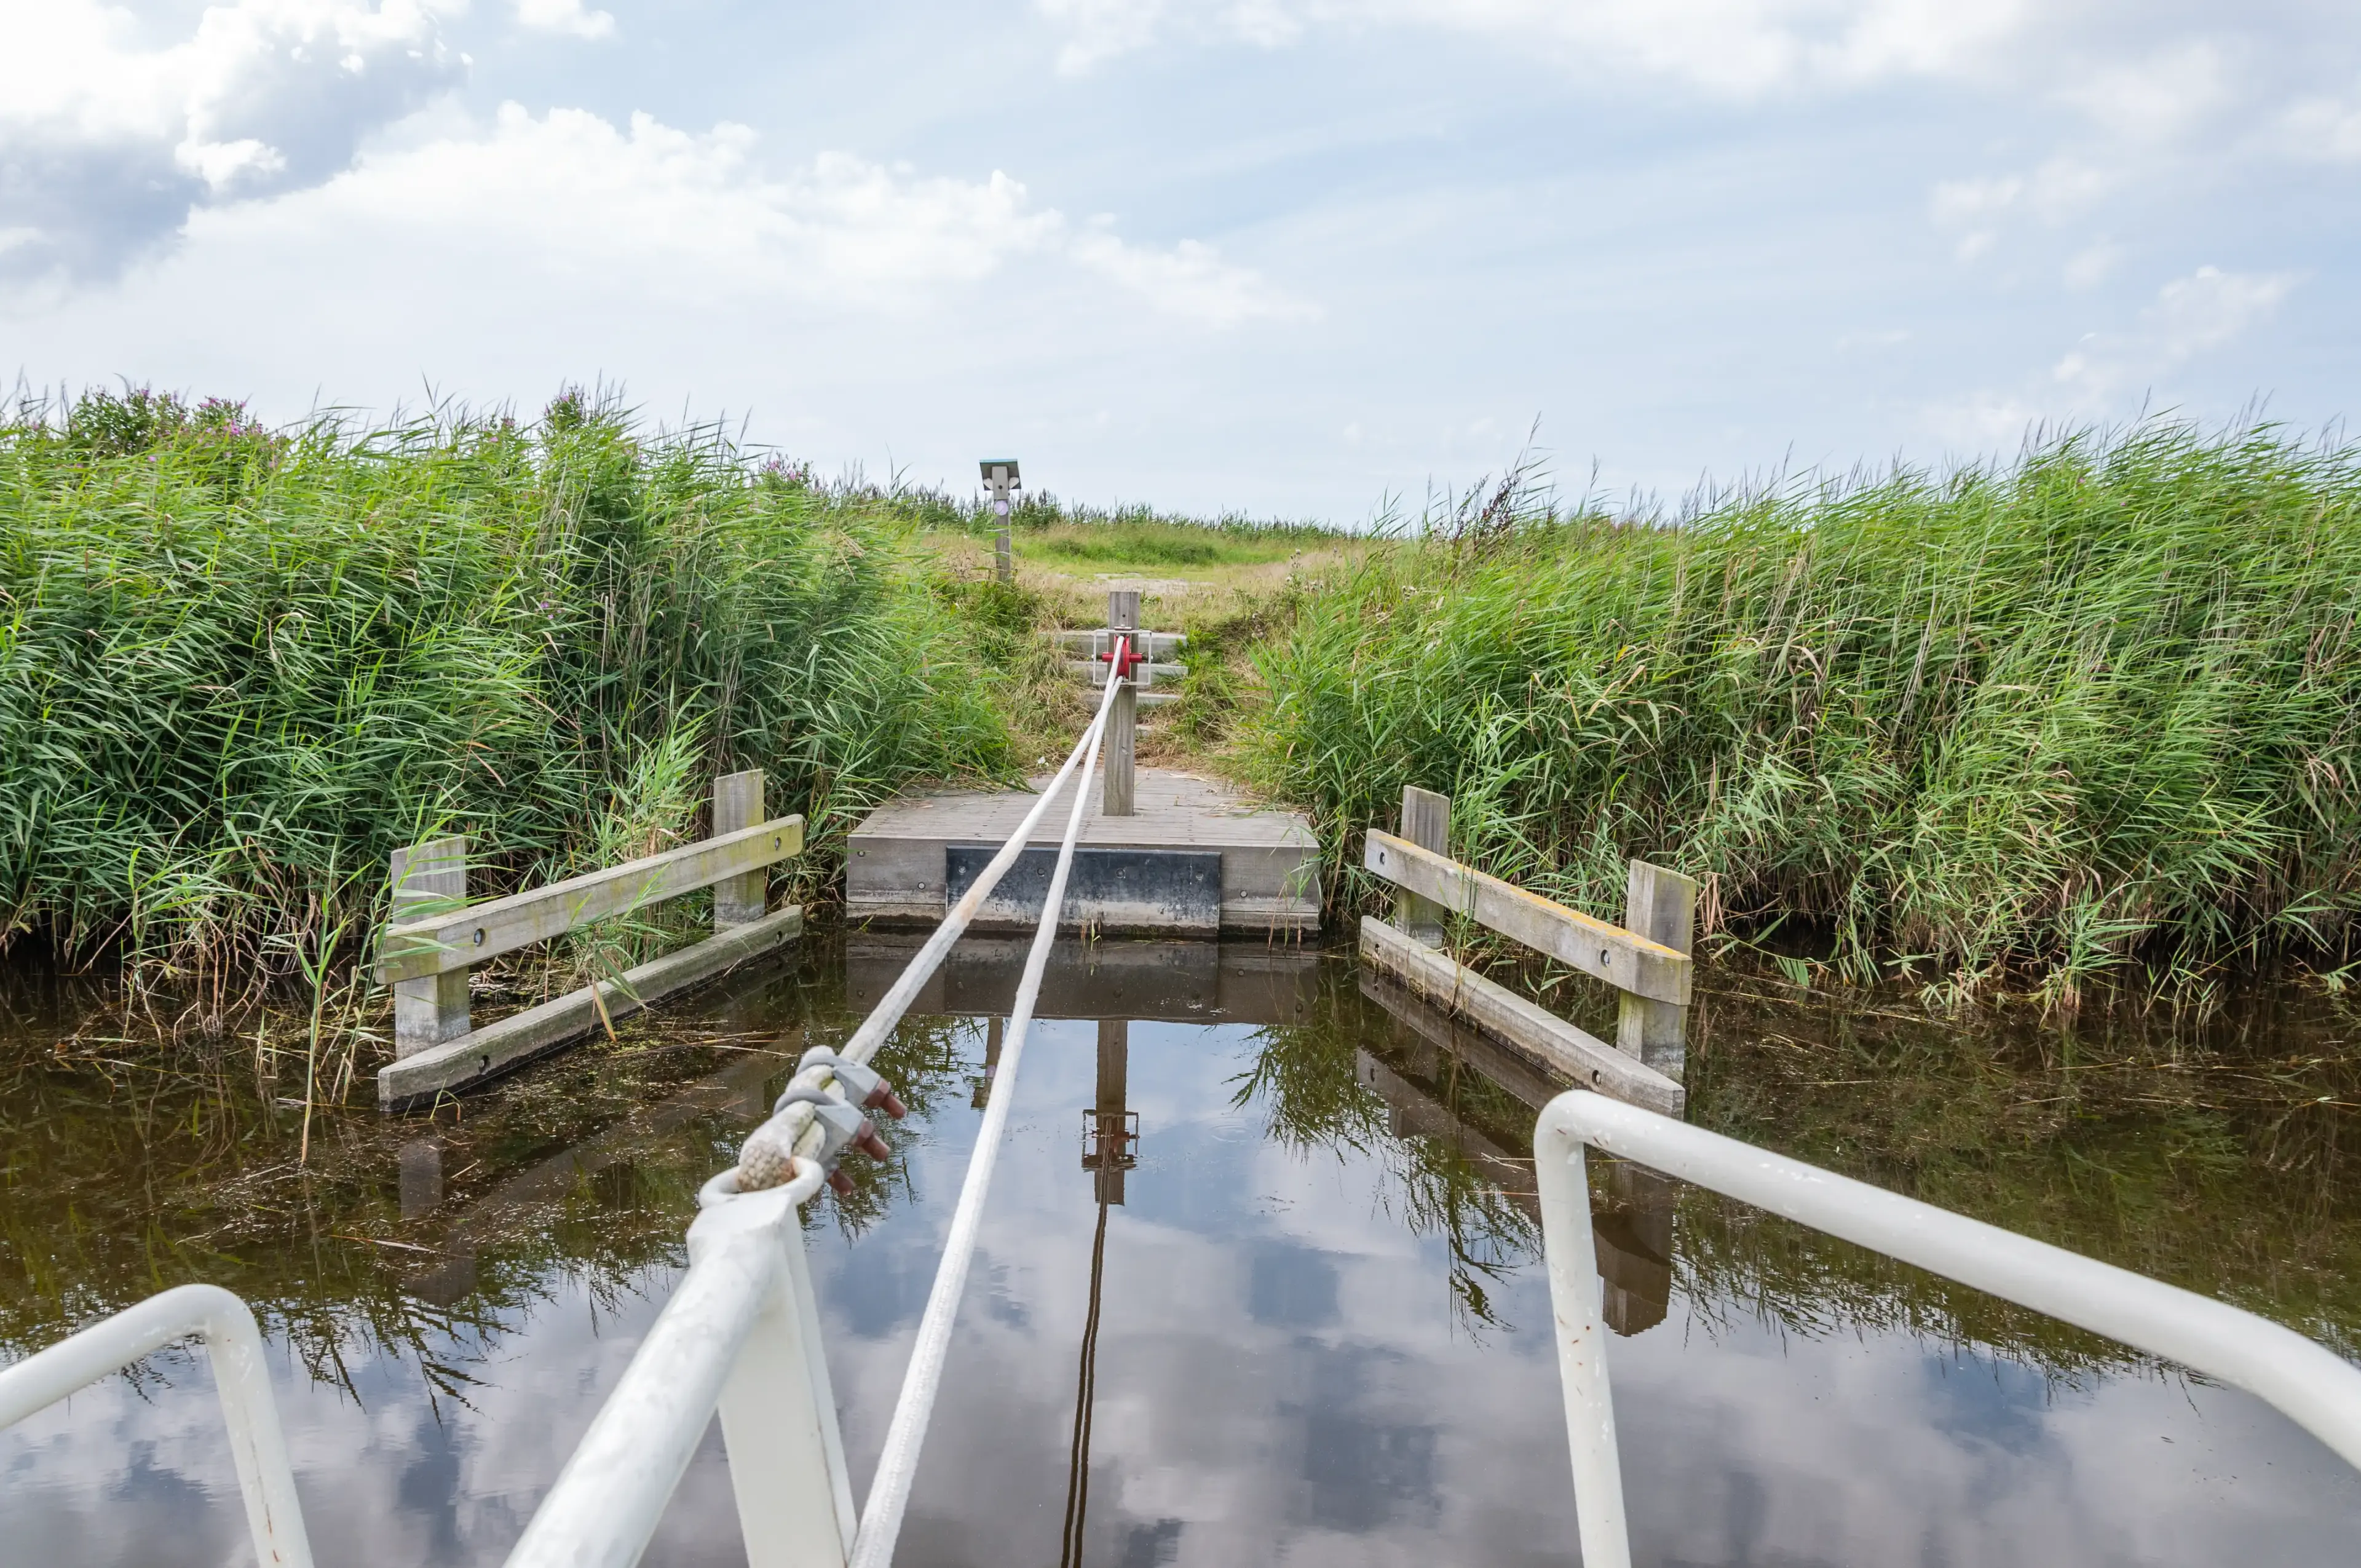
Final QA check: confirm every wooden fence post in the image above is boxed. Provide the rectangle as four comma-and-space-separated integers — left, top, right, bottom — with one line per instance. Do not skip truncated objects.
1615, 860, 1698, 1081
712, 769, 768, 929
1396, 786, 1452, 948
1102, 589, 1139, 817
390, 836, 470, 1059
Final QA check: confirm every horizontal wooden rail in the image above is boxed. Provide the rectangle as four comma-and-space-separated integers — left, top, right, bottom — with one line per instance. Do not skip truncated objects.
378, 815, 804, 985
1361, 918, 1682, 1114
1363, 831, 1691, 1005
379, 906, 804, 1110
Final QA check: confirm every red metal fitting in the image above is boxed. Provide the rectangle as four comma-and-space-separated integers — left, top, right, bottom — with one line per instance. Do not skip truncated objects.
1096, 635, 1147, 680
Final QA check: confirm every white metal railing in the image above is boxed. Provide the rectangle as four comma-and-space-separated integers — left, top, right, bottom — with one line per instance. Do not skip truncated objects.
1533, 1090, 2361, 1568
0, 1284, 314, 1568
504, 1155, 850, 1568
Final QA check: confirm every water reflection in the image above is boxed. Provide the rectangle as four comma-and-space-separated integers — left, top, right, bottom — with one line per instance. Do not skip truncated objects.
4, 936, 2361, 1564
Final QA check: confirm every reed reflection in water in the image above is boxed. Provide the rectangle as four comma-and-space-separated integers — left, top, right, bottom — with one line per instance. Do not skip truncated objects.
4, 938, 2361, 1564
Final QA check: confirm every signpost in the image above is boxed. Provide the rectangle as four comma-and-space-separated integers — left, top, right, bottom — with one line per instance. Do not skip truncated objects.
979, 459, 1020, 584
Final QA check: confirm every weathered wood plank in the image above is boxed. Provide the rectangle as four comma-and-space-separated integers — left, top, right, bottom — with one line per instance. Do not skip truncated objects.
389, 837, 470, 1057
1395, 786, 1452, 949
377, 815, 805, 984
1362, 831, 1691, 1004
1615, 860, 1698, 1080
1104, 590, 1139, 817
1356, 965, 1564, 1114
379, 905, 804, 1110
1358, 916, 1683, 1115
711, 769, 768, 930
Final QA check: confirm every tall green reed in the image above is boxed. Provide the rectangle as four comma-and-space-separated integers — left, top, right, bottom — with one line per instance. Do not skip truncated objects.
0, 388, 1009, 985
1246, 420, 2361, 994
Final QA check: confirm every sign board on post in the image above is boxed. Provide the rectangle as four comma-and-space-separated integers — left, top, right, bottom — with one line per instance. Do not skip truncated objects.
980, 459, 1019, 584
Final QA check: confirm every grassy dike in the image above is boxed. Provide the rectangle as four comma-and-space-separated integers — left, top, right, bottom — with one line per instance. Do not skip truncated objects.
1243, 422, 2361, 996
0, 390, 1014, 986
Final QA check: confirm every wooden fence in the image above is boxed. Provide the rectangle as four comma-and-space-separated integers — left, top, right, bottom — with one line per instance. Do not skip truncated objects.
1359, 785, 1695, 1115
375, 768, 805, 1112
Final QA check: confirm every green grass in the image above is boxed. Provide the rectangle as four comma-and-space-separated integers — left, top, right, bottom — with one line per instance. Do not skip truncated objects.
0, 387, 1011, 983
876, 478, 1348, 551
1243, 420, 2361, 993
1019, 520, 1308, 570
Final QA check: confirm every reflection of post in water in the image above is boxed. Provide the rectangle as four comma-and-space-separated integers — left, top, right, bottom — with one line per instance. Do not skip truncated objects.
399, 1138, 444, 1219
973, 1016, 1004, 1109
397, 1136, 480, 1305
1592, 1162, 1675, 1337
1358, 967, 1677, 1336
391, 1044, 789, 1308
1084, 1019, 1137, 1205
1062, 1018, 1138, 1567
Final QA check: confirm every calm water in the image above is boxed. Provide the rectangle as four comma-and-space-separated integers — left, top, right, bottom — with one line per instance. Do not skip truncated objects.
5, 933, 2361, 1565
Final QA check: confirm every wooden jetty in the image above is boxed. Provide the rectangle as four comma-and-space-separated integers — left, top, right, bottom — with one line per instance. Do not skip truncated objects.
847, 587, 1319, 937
844, 767, 1319, 936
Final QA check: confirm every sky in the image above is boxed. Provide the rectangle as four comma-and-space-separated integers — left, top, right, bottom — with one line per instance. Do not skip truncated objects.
1, 1, 2358, 520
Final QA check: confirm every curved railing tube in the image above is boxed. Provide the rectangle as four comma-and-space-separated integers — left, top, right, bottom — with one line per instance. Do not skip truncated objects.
0, 1283, 314, 1568
1533, 1090, 2361, 1568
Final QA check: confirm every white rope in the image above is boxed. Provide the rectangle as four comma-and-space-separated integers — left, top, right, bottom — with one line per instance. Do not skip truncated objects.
847, 639, 1128, 1568
733, 649, 1125, 1189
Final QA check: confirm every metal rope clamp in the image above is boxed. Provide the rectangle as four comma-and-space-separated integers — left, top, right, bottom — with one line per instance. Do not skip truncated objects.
734, 1048, 908, 1196
799, 1046, 908, 1122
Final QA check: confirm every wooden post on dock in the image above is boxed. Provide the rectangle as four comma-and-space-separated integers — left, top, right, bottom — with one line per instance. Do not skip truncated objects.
1615, 860, 1699, 1082
1396, 786, 1452, 948
1104, 589, 1139, 817
390, 836, 470, 1058
711, 769, 768, 929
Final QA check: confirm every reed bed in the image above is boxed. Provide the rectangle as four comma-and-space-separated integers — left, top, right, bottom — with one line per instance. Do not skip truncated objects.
1246, 421, 2361, 994
0, 389, 1008, 988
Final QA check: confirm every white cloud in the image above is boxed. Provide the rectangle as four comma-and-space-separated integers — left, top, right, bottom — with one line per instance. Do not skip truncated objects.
2062, 240, 2120, 289
515, 0, 615, 41
2051, 264, 2297, 403
2279, 82, 2361, 162
1930, 158, 2108, 230
1927, 157, 2111, 263
0, 0, 465, 283
208, 102, 1306, 325
2055, 40, 2230, 145
2146, 263, 2296, 360
1070, 226, 1309, 326
1040, 0, 2035, 92
1928, 264, 2298, 446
